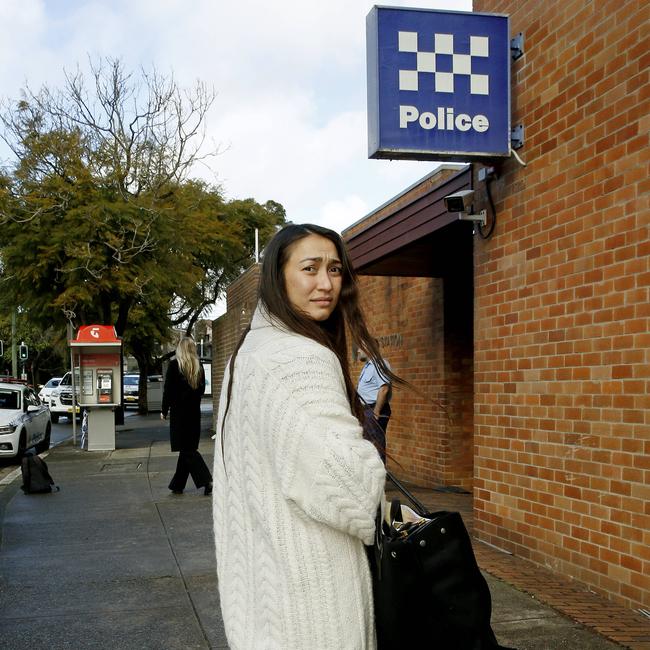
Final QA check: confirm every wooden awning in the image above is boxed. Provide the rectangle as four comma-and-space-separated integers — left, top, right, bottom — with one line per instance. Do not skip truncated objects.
343, 166, 473, 277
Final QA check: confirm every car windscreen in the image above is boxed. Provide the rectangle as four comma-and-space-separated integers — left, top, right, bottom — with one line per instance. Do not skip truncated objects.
0, 390, 20, 410
46, 379, 61, 388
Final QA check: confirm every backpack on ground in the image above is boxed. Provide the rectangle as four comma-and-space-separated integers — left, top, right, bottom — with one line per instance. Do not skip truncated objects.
20, 453, 59, 494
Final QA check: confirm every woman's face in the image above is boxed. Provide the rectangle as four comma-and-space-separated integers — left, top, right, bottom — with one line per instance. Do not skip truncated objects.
283, 234, 343, 321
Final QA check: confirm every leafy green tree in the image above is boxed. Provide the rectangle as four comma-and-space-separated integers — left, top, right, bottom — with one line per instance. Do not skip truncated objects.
0, 58, 217, 334
0, 311, 66, 385
0, 58, 284, 410
121, 186, 284, 411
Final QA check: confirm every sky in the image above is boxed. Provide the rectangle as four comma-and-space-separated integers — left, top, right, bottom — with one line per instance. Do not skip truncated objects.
1, 0, 472, 230
0, 0, 472, 317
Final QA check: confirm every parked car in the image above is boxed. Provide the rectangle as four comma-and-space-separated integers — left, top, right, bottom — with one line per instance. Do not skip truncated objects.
0, 380, 52, 459
48, 371, 80, 424
123, 374, 139, 408
124, 374, 163, 410
38, 376, 62, 406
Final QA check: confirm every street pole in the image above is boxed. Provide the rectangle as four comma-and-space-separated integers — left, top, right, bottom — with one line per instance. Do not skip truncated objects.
11, 311, 17, 378
67, 320, 77, 447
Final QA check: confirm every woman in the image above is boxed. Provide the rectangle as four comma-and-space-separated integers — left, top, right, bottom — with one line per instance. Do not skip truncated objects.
161, 337, 212, 496
213, 224, 399, 649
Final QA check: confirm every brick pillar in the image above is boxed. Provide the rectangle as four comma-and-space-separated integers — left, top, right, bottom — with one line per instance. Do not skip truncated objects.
212, 265, 260, 428
355, 273, 474, 490
473, 0, 650, 611
442, 269, 474, 491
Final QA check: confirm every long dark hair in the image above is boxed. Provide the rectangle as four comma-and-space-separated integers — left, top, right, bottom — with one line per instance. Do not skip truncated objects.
220, 223, 403, 448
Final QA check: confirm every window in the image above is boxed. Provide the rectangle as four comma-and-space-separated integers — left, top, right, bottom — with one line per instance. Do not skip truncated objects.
0, 389, 20, 410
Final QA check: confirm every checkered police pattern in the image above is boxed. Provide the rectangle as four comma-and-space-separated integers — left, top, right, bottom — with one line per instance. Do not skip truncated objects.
398, 31, 489, 95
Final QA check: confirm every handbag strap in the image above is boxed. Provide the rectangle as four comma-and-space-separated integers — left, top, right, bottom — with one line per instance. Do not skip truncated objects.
390, 498, 402, 523
386, 469, 429, 517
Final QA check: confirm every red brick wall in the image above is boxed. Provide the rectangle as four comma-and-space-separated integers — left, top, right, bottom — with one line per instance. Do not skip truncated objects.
353, 273, 475, 490
443, 272, 475, 487
212, 257, 476, 491
211, 264, 260, 424
344, 166, 476, 489
474, 0, 649, 610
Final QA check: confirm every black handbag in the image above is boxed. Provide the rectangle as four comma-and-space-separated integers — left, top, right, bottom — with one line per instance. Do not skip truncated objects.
369, 471, 515, 650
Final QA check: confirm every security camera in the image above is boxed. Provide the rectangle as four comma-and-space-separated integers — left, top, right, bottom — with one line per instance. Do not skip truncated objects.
444, 190, 475, 213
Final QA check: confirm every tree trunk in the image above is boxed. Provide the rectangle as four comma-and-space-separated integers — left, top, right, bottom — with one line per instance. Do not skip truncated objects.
132, 353, 150, 414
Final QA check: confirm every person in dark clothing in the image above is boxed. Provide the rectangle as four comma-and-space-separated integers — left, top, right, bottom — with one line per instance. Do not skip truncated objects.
161, 337, 213, 496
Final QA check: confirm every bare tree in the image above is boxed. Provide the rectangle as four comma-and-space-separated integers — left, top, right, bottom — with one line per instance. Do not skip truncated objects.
1, 57, 217, 200
0, 57, 220, 336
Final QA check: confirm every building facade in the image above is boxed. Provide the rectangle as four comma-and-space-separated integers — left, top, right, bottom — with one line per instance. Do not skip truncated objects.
474, 0, 648, 612
213, 0, 648, 612
345, 0, 649, 611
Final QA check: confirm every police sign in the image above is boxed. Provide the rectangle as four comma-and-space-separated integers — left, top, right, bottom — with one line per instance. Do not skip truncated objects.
367, 6, 510, 161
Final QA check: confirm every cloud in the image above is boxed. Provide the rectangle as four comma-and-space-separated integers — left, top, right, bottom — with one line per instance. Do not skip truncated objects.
318, 196, 370, 234
0, 0, 472, 231
206, 99, 368, 216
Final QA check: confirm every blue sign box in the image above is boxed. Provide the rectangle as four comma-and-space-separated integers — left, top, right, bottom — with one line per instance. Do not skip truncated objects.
367, 6, 510, 161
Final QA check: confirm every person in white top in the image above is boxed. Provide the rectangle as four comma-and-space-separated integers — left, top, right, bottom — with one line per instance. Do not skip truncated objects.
213, 224, 400, 649
357, 347, 392, 463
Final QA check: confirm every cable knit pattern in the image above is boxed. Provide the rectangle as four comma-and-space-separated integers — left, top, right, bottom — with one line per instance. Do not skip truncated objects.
213, 306, 386, 650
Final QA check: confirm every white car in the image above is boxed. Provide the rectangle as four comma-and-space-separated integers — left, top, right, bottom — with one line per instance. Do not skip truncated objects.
38, 376, 62, 406
48, 371, 80, 423
0, 381, 52, 459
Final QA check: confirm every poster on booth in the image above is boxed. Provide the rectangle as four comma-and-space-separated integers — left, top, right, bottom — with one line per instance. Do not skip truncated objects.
367, 7, 510, 161
97, 369, 113, 403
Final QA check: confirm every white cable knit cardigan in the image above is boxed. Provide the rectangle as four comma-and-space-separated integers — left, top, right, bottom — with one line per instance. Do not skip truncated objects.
213, 307, 386, 650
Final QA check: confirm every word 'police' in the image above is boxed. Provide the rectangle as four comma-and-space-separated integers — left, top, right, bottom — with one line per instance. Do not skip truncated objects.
400, 105, 489, 132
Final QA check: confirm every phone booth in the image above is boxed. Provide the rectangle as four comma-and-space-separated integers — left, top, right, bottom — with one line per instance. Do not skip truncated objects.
70, 325, 122, 451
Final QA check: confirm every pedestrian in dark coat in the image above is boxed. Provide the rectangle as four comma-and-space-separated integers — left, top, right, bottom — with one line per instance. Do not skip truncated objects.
161, 337, 213, 495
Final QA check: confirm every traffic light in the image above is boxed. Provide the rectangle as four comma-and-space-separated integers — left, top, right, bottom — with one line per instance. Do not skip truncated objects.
19, 343, 28, 361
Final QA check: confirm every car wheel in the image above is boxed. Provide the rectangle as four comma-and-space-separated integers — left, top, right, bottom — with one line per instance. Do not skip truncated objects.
35, 424, 52, 455
13, 430, 27, 464
50, 413, 59, 424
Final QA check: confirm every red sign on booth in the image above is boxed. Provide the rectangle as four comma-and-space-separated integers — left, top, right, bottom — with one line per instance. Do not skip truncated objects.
74, 325, 120, 344
80, 354, 120, 367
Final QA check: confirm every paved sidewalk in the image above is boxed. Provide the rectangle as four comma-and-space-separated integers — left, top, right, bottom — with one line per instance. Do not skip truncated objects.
393, 487, 650, 650
0, 412, 225, 650
0, 411, 647, 649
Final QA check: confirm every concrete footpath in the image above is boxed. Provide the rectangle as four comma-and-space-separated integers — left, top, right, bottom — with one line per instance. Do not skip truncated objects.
0, 410, 641, 649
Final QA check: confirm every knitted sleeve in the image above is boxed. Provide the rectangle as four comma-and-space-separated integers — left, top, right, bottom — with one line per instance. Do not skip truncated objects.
266, 340, 386, 545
